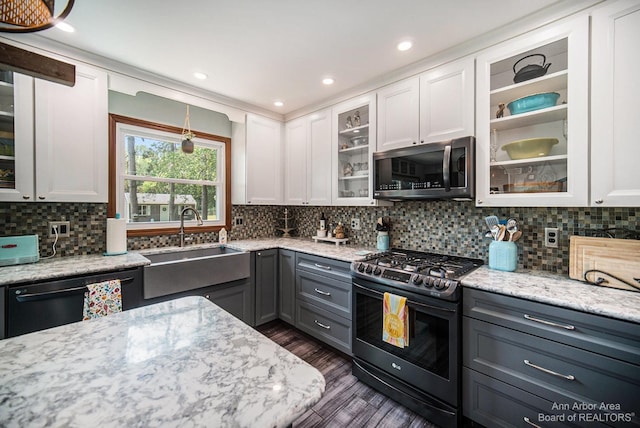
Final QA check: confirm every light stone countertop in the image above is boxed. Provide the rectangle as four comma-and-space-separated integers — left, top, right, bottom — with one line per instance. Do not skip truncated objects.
462, 266, 640, 324
0, 296, 325, 428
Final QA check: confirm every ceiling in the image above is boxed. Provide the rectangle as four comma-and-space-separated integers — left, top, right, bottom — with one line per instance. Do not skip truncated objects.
35, 0, 567, 115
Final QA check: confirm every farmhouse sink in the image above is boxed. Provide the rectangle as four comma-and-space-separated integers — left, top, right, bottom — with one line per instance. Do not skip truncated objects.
143, 246, 250, 299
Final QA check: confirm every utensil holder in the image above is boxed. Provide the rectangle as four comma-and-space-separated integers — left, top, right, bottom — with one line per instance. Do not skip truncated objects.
489, 241, 517, 272
377, 231, 389, 251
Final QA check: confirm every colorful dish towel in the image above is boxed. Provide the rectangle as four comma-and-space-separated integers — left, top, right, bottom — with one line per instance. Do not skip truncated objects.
83, 279, 122, 320
382, 292, 409, 348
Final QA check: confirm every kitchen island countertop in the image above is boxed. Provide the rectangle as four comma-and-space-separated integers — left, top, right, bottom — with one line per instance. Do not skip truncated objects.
0, 296, 325, 427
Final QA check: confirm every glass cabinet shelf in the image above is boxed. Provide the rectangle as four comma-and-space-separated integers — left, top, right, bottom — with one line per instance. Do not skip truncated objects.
490, 104, 567, 131
490, 154, 567, 167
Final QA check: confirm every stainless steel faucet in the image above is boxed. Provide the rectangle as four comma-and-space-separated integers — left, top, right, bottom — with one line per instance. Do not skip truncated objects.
179, 207, 203, 246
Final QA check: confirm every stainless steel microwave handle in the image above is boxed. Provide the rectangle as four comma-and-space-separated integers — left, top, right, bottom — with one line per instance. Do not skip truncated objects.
442, 144, 451, 192
353, 282, 455, 313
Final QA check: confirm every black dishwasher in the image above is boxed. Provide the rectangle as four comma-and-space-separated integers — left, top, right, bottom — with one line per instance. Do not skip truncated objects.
6, 268, 143, 338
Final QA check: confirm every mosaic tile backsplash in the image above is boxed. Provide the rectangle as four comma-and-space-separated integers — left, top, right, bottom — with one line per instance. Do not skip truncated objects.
1, 202, 637, 275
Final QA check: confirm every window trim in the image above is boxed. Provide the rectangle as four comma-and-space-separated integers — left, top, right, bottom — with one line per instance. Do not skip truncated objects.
108, 114, 232, 237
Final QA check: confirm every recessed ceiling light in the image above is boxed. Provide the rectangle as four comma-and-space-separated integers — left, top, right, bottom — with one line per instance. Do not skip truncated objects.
274, 101, 284, 107
193, 72, 208, 80
55, 22, 75, 33
322, 77, 335, 85
397, 40, 413, 51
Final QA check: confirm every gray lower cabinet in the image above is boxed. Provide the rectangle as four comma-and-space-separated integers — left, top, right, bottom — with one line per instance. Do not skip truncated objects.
463, 287, 640, 428
278, 249, 296, 325
198, 279, 255, 325
254, 249, 278, 326
1, 286, 5, 340
295, 253, 352, 355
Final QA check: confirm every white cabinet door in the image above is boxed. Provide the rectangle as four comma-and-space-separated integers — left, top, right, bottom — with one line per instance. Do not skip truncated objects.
591, 0, 640, 207
35, 64, 108, 202
284, 117, 307, 205
376, 77, 419, 151
246, 113, 283, 205
419, 57, 474, 143
0, 73, 34, 202
306, 109, 332, 205
475, 15, 589, 207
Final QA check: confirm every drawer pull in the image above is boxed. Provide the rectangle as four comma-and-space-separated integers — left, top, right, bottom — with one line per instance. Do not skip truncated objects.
314, 263, 332, 270
523, 416, 542, 428
523, 314, 575, 330
523, 359, 575, 381
314, 288, 331, 296
314, 320, 331, 330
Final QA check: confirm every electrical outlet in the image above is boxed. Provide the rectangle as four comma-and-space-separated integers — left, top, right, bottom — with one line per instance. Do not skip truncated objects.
49, 221, 70, 238
544, 227, 559, 248
234, 217, 244, 227
351, 218, 361, 230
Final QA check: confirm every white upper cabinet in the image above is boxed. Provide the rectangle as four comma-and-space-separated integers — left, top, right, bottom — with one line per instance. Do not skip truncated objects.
0, 64, 108, 203
591, 0, 640, 207
376, 57, 474, 152
376, 77, 420, 151
475, 15, 589, 207
419, 57, 474, 144
246, 113, 283, 205
34, 63, 108, 202
284, 109, 332, 205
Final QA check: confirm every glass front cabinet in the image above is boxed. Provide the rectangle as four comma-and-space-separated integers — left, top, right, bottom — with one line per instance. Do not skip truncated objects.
475, 16, 589, 207
0, 70, 34, 202
332, 94, 378, 206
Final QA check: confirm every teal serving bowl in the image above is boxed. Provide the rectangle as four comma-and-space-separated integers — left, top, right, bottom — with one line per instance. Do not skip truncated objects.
507, 92, 560, 115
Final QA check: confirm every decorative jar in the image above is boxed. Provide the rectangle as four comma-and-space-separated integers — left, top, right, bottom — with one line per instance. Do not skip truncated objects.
488, 241, 517, 272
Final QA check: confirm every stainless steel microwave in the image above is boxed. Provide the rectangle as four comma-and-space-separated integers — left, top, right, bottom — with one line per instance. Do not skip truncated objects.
373, 136, 475, 201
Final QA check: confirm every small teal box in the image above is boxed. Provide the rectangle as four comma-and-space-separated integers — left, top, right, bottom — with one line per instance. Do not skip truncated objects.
488, 241, 517, 272
0, 235, 40, 267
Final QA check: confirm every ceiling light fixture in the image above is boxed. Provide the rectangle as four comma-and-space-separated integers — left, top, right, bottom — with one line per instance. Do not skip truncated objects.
0, 0, 75, 33
274, 101, 284, 107
322, 77, 335, 85
181, 105, 195, 154
193, 72, 208, 80
397, 40, 413, 51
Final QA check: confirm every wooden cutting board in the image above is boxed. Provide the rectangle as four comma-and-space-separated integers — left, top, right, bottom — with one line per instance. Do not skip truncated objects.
569, 236, 640, 292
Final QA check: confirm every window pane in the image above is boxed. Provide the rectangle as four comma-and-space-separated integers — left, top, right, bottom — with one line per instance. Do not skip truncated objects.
125, 179, 219, 223
124, 134, 219, 182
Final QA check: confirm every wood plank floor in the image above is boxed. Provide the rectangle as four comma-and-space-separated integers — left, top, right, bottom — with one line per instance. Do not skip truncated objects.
256, 321, 439, 428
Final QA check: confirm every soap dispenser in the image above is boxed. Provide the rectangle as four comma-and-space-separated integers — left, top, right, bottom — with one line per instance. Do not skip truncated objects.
219, 228, 227, 245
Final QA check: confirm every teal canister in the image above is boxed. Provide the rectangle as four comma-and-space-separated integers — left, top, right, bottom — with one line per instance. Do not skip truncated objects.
377, 231, 389, 251
488, 241, 517, 272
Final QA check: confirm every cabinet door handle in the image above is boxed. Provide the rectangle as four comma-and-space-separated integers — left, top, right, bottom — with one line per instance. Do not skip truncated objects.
314, 263, 331, 270
38, 196, 45, 200
523, 359, 575, 381
22, 195, 30, 200
314, 288, 331, 296
595, 199, 603, 204
523, 314, 575, 330
523, 416, 542, 428
314, 320, 331, 329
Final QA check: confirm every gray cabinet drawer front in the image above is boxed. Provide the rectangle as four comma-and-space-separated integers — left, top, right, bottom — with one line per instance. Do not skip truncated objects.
296, 253, 351, 282
463, 288, 640, 365
296, 300, 351, 355
463, 368, 608, 428
297, 269, 351, 319
464, 317, 640, 422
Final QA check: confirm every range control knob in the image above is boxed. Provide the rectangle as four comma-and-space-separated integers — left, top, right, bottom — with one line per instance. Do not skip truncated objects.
433, 278, 443, 289
423, 277, 434, 288
411, 274, 423, 285
357, 263, 365, 273
373, 267, 382, 276
365, 265, 373, 274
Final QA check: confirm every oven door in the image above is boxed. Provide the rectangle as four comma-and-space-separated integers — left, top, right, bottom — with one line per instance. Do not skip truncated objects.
352, 277, 460, 407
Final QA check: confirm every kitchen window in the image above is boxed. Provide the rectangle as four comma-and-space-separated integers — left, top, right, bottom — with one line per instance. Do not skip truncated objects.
108, 114, 231, 236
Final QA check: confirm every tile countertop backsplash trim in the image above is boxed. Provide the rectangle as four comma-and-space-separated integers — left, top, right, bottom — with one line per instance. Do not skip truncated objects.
462, 267, 640, 324
1, 238, 638, 325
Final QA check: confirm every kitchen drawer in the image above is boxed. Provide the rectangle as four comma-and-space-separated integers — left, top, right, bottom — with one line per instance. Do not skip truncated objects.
296, 253, 351, 282
464, 317, 640, 424
296, 300, 351, 355
463, 288, 640, 365
462, 368, 608, 428
297, 268, 351, 319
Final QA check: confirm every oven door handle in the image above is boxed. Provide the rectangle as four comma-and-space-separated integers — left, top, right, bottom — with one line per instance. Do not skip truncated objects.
353, 283, 456, 313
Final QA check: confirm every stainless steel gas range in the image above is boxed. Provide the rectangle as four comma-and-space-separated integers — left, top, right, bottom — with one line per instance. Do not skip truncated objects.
351, 249, 483, 428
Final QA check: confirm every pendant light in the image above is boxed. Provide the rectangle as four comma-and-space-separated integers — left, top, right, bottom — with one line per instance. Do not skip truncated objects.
181, 105, 195, 154
0, 0, 75, 33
